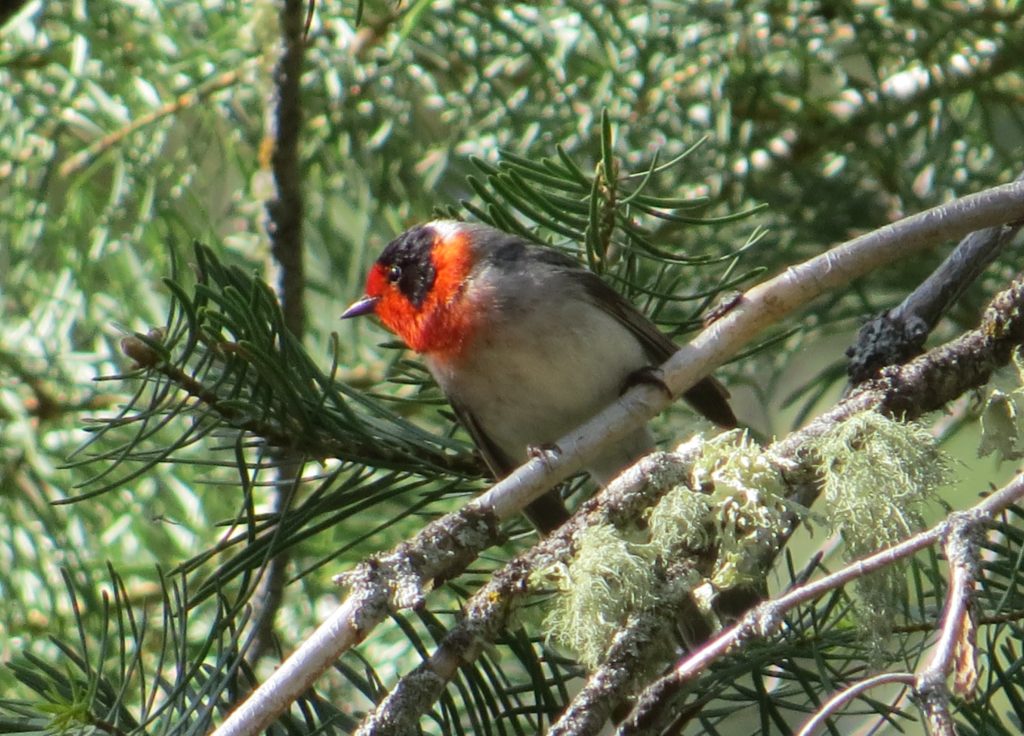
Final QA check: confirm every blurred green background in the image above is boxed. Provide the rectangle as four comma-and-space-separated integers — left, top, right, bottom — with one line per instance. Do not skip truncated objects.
1, 1, 1022, 733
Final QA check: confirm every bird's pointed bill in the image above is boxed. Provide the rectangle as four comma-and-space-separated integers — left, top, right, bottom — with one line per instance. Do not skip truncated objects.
340, 295, 379, 319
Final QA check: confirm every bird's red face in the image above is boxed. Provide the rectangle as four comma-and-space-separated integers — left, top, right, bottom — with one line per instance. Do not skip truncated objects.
342, 223, 479, 359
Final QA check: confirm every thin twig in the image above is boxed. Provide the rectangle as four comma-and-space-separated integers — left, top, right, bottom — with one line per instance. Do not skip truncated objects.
793, 672, 916, 736
791, 518, 982, 736
246, 0, 309, 669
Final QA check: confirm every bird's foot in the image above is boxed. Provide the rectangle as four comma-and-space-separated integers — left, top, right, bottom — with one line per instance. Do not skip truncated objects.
620, 366, 673, 398
527, 442, 562, 468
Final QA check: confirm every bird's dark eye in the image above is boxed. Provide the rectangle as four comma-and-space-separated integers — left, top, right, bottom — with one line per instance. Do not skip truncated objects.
387, 264, 402, 283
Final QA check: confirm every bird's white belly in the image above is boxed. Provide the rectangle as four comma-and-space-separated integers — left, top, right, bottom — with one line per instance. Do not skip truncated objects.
427, 304, 652, 474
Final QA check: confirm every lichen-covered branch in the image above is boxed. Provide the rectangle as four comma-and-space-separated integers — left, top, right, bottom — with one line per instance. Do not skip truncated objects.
623, 272, 1024, 732
351, 451, 701, 736
623, 474, 1024, 735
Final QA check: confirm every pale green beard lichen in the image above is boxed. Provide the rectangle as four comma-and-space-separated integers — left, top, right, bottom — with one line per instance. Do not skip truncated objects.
534, 431, 792, 669
688, 431, 792, 592
536, 523, 657, 668
815, 411, 948, 646
646, 483, 712, 553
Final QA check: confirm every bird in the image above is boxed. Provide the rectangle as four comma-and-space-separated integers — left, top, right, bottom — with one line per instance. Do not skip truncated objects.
342, 220, 737, 533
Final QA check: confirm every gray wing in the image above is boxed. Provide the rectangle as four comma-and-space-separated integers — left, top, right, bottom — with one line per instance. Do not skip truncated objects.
463, 231, 734, 426
568, 269, 738, 428
495, 238, 699, 361
569, 268, 679, 362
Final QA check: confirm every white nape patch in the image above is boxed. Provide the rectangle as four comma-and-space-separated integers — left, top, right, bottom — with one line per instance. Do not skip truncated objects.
426, 219, 463, 240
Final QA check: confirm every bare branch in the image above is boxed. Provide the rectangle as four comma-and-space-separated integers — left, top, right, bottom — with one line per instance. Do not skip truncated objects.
914, 518, 981, 736
847, 171, 1024, 385
789, 511, 982, 736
